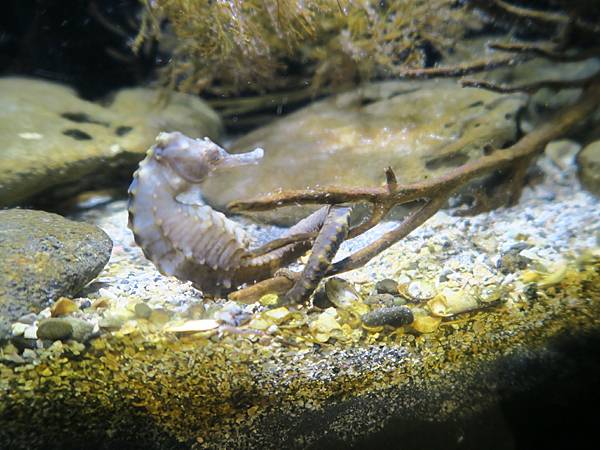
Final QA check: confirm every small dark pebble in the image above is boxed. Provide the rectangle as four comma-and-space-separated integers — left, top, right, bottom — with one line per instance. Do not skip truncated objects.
375, 278, 399, 295
79, 299, 92, 309
134, 302, 153, 319
312, 287, 334, 309
497, 249, 531, 274
37, 318, 73, 341
16, 313, 38, 325
10, 335, 38, 352
361, 306, 414, 327
523, 283, 538, 301
364, 293, 396, 306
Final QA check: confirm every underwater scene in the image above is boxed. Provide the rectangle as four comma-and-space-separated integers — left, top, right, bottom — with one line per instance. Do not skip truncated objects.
1, 1, 599, 449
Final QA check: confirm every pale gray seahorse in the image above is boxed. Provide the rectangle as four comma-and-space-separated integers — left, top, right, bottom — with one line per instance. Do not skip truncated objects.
128, 132, 350, 299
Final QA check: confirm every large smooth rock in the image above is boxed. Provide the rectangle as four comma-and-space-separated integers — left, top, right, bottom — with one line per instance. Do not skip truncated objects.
0, 77, 222, 206
201, 80, 526, 224
577, 141, 600, 196
0, 209, 112, 340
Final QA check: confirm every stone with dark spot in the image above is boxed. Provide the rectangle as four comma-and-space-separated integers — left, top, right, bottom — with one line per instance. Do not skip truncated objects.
0, 209, 112, 340
63, 129, 93, 141
201, 79, 526, 224
0, 77, 222, 207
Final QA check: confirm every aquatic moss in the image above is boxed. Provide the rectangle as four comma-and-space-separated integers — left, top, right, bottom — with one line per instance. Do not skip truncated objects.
136, 0, 475, 95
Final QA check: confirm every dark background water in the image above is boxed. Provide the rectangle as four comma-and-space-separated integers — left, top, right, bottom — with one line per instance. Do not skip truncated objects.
0, 0, 156, 99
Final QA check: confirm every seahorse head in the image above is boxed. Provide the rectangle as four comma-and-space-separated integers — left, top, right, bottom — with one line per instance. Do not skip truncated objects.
152, 132, 264, 184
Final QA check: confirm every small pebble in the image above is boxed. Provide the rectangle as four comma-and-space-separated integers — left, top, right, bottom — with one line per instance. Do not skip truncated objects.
16, 313, 38, 325
99, 315, 126, 330
375, 279, 399, 295
79, 299, 92, 309
23, 326, 39, 340
149, 309, 171, 325
407, 280, 436, 301
11, 322, 28, 337
51, 297, 79, 317
37, 319, 73, 341
134, 302, 153, 319
65, 318, 94, 342
364, 293, 396, 307
361, 306, 414, 327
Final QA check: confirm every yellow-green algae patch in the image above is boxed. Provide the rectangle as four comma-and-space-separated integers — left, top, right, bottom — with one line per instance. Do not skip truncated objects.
1, 256, 598, 449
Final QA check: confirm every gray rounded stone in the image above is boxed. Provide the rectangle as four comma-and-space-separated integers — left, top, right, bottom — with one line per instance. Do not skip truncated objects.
577, 141, 600, 197
0, 209, 112, 340
375, 279, 399, 295
134, 302, 153, 319
36, 319, 73, 341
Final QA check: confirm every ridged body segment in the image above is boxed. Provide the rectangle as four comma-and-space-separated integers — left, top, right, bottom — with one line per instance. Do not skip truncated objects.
283, 206, 352, 304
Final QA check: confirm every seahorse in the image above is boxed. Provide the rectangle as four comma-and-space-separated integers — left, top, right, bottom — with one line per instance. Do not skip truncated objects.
128, 131, 351, 300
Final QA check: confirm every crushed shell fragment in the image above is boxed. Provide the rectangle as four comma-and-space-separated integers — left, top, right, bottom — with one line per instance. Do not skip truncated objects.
324, 277, 361, 309
164, 319, 220, 333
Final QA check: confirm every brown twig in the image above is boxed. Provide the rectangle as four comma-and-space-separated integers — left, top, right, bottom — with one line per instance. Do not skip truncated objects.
460, 75, 596, 95
328, 197, 448, 275
228, 77, 600, 302
391, 54, 529, 79
489, 42, 600, 62
493, 0, 600, 34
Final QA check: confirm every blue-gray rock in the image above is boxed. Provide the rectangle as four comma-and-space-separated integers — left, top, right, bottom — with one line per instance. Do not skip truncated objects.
0, 209, 112, 340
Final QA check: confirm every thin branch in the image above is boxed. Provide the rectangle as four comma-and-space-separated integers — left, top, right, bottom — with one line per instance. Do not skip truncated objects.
230, 76, 600, 215
391, 54, 529, 79
494, 0, 569, 26
460, 75, 596, 95
493, 0, 600, 34
228, 275, 295, 303
489, 42, 600, 62
328, 197, 448, 275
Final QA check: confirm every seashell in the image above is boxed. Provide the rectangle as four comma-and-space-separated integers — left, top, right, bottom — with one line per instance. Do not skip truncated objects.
411, 310, 442, 333
324, 277, 361, 309
164, 319, 219, 334
262, 307, 292, 324
50, 297, 79, 317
